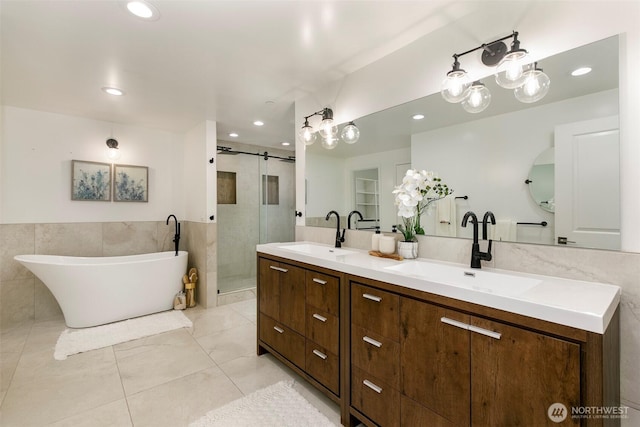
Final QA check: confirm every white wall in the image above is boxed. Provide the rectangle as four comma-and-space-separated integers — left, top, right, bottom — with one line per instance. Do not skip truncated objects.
412, 89, 618, 244
295, 0, 640, 252
1, 106, 184, 223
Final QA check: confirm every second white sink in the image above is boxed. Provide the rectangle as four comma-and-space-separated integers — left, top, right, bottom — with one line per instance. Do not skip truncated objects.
277, 243, 355, 258
384, 261, 541, 297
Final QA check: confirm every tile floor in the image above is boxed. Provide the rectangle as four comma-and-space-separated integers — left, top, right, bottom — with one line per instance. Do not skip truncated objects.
0, 298, 341, 426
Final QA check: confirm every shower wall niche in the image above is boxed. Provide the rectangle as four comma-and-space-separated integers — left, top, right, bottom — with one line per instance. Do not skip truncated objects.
216, 142, 295, 295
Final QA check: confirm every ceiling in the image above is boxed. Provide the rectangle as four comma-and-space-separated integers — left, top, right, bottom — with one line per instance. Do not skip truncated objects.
1, 0, 471, 151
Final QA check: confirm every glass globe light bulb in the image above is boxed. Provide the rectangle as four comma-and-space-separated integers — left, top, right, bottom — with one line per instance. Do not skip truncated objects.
514, 68, 550, 103
461, 82, 491, 113
340, 122, 360, 144
495, 50, 528, 89
105, 138, 121, 160
441, 69, 471, 103
298, 121, 316, 145
107, 147, 121, 160
318, 117, 338, 139
321, 134, 339, 150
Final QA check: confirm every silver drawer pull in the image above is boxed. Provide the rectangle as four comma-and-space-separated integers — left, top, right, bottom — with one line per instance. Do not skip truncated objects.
312, 349, 328, 360
269, 266, 288, 273
363, 379, 382, 394
363, 336, 382, 348
312, 278, 327, 285
441, 317, 470, 331
469, 325, 502, 340
273, 326, 284, 334
362, 293, 382, 302
312, 313, 327, 322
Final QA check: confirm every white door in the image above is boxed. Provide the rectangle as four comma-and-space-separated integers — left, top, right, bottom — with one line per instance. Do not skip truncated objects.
555, 116, 620, 250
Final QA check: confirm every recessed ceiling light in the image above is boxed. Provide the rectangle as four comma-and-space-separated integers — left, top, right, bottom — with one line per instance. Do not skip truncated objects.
571, 67, 592, 77
229, 132, 239, 138
102, 87, 124, 96
126, 0, 159, 20
281, 142, 290, 146
253, 120, 264, 126
412, 114, 425, 120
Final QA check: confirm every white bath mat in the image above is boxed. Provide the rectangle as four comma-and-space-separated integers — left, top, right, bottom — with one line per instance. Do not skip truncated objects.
54, 310, 192, 360
189, 380, 337, 427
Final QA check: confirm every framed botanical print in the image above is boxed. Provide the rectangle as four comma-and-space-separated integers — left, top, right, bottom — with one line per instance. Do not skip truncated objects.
71, 160, 111, 201
114, 164, 149, 202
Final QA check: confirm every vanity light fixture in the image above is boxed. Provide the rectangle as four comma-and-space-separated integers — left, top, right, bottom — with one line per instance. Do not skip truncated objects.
441, 31, 549, 113
298, 107, 360, 148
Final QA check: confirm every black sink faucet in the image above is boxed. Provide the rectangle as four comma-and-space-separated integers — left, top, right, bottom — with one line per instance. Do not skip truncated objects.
166, 214, 181, 256
325, 210, 345, 248
347, 210, 363, 230
461, 211, 494, 269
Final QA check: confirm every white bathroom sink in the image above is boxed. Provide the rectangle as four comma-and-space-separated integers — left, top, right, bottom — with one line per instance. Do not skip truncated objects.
384, 261, 541, 297
277, 243, 356, 258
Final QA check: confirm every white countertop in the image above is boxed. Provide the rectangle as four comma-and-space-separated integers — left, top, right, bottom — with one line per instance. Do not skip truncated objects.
256, 241, 621, 334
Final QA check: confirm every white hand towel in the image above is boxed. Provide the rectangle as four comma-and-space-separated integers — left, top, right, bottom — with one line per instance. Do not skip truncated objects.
435, 196, 457, 237
491, 220, 516, 241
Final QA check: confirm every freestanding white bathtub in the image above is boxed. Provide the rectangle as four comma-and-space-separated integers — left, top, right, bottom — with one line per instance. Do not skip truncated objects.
15, 251, 188, 328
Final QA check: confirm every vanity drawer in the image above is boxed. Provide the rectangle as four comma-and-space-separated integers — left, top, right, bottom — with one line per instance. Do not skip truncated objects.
351, 283, 399, 341
351, 325, 400, 389
259, 313, 305, 369
305, 340, 339, 395
306, 305, 339, 355
306, 271, 339, 316
351, 366, 400, 427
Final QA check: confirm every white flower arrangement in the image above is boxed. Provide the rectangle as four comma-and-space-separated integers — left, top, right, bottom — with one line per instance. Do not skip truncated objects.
392, 169, 452, 241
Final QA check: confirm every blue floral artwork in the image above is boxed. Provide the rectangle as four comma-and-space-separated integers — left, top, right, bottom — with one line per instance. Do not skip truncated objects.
71, 160, 111, 201
114, 164, 148, 202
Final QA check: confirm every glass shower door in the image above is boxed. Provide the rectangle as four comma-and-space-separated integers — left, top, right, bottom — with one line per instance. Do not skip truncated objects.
259, 153, 295, 244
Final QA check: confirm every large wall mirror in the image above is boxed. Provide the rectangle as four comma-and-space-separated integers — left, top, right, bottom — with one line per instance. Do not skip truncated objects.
305, 35, 620, 251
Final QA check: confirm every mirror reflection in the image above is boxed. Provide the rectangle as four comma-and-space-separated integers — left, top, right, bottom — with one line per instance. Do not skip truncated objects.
527, 148, 555, 213
304, 35, 619, 250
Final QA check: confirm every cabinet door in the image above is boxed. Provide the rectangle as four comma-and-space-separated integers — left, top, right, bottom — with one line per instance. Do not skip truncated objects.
279, 263, 306, 335
470, 317, 581, 426
258, 258, 280, 320
400, 297, 471, 426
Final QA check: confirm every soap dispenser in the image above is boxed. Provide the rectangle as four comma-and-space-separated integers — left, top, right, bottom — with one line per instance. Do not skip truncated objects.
371, 227, 381, 251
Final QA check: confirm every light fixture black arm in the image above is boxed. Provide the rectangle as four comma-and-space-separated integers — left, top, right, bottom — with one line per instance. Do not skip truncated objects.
449, 30, 519, 65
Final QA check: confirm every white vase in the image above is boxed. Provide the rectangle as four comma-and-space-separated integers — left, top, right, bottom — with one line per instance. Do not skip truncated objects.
397, 241, 418, 259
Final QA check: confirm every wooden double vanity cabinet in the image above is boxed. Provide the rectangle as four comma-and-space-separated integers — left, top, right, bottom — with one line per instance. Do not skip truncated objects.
256, 247, 620, 427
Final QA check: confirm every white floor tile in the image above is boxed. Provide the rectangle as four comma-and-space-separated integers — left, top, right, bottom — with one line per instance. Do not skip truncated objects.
48, 399, 133, 427
115, 329, 216, 396
195, 322, 256, 365
0, 347, 123, 426
127, 367, 243, 427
